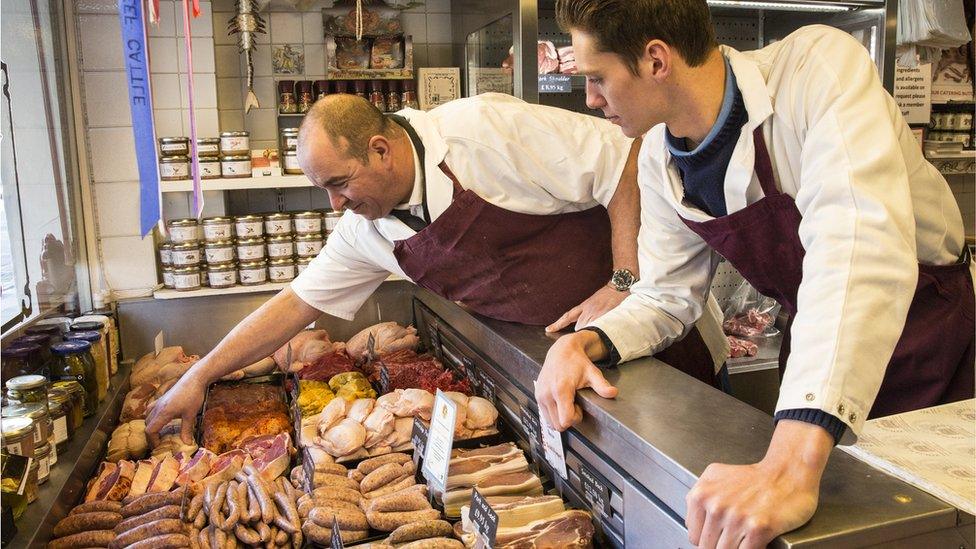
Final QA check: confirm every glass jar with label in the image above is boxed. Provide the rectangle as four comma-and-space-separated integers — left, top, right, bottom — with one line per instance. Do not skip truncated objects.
6, 375, 49, 410
234, 215, 264, 238
278, 80, 297, 113
239, 260, 268, 286
296, 257, 313, 274
281, 128, 299, 151
220, 131, 250, 155
51, 381, 84, 431
64, 331, 108, 403
35, 443, 52, 484
297, 80, 314, 113
294, 211, 322, 235
295, 234, 324, 257
159, 242, 173, 266
1, 417, 35, 458
172, 266, 202, 291
202, 216, 234, 241
267, 235, 295, 259
162, 266, 176, 288
47, 390, 72, 452
4, 403, 50, 448
158, 136, 189, 156
269, 258, 297, 282
171, 242, 201, 266
80, 309, 119, 375
368, 80, 386, 112
386, 80, 402, 112
323, 211, 343, 234
167, 218, 199, 244
159, 155, 190, 181
207, 262, 237, 288
50, 341, 97, 417
236, 237, 266, 261
73, 315, 116, 376
197, 137, 221, 157
221, 154, 252, 178
401, 79, 418, 110
199, 157, 221, 179
264, 213, 293, 236
282, 151, 303, 175
204, 239, 236, 264
1, 347, 44, 381
7, 337, 52, 378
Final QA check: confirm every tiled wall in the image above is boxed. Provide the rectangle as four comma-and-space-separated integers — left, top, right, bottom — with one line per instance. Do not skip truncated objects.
947, 174, 975, 237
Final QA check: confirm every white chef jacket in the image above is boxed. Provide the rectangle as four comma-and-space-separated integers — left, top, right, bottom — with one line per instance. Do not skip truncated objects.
591, 25, 968, 442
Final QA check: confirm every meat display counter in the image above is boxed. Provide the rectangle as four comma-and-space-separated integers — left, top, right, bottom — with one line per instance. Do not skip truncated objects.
87, 280, 974, 548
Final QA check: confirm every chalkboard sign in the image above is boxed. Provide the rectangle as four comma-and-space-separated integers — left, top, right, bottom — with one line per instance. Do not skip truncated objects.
411, 416, 429, 468
478, 370, 496, 404
330, 514, 344, 548
379, 364, 391, 393
470, 488, 499, 547
579, 462, 611, 516
520, 407, 543, 455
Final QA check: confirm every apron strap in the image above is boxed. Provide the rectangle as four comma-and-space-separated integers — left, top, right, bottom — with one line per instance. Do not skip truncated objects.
438, 162, 464, 198
387, 114, 432, 224
752, 126, 781, 198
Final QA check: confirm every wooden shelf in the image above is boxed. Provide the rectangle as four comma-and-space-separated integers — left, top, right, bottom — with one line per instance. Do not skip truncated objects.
153, 282, 290, 299
160, 174, 312, 193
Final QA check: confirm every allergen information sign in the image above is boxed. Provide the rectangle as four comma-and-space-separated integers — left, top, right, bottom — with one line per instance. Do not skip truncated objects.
421, 390, 457, 492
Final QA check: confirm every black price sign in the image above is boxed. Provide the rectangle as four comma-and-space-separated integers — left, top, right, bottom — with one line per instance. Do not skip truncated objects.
461, 357, 476, 382
478, 370, 496, 404
379, 364, 391, 393
520, 407, 542, 454
470, 488, 499, 547
411, 416, 429, 467
330, 514, 344, 548
579, 463, 611, 516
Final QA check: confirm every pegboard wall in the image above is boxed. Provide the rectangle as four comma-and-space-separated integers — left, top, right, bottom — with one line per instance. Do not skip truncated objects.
710, 258, 748, 312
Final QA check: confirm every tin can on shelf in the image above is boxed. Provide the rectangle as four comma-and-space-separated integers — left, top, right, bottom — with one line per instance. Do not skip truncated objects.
281, 128, 299, 151
202, 216, 234, 242
220, 131, 249, 155
267, 235, 294, 259
199, 157, 221, 179
236, 237, 266, 261
234, 214, 264, 238
221, 154, 251, 178
204, 239, 235, 264
294, 211, 322, 235
239, 260, 268, 286
264, 213, 293, 236
158, 136, 189, 156
162, 267, 175, 289
170, 242, 201, 267
159, 155, 190, 181
323, 211, 343, 234
269, 258, 296, 282
296, 257, 313, 274
295, 234, 324, 257
167, 218, 199, 244
197, 137, 221, 157
282, 151, 303, 175
172, 266, 202, 291
207, 262, 237, 288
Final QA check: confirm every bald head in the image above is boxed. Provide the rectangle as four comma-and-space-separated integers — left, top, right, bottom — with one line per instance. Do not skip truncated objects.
299, 94, 402, 164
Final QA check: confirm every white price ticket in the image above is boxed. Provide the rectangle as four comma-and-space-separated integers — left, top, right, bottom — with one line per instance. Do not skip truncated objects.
421, 389, 457, 492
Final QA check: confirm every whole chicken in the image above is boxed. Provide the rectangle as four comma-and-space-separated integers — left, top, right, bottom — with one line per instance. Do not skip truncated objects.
130, 351, 199, 387
363, 407, 395, 448
318, 418, 366, 457
393, 388, 435, 420
273, 329, 340, 373
106, 420, 148, 462
346, 322, 420, 362
348, 398, 375, 423
465, 396, 499, 430
318, 396, 350, 433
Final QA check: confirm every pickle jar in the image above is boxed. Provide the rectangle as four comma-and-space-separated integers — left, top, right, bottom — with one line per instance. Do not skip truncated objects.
158, 136, 189, 156
65, 330, 108, 403
219, 131, 250, 155
74, 313, 118, 376
171, 242, 201, 267
199, 156, 221, 179
5, 375, 49, 410
51, 381, 85, 431
50, 341, 97, 417
47, 389, 72, 452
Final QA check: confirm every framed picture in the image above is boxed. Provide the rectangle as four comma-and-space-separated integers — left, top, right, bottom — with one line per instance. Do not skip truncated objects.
418, 67, 460, 110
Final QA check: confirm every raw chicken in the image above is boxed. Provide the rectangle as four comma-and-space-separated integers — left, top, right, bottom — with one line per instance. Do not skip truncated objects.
273, 329, 339, 373
465, 396, 499, 430
318, 418, 366, 457
119, 384, 158, 422
318, 396, 350, 433
376, 389, 403, 412
105, 419, 149, 462
363, 407, 395, 448
130, 349, 198, 387
347, 398, 375, 423
392, 388, 435, 420
346, 322, 420, 362
391, 416, 414, 448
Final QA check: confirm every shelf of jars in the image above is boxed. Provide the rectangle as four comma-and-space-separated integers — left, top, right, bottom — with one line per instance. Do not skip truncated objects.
152, 274, 404, 300
159, 174, 312, 193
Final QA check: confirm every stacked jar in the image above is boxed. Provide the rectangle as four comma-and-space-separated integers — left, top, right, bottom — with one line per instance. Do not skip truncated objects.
280, 127, 302, 175
220, 131, 251, 178
158, 137, 190, 181
160, 218, 203, 291
203, 216, 237, 289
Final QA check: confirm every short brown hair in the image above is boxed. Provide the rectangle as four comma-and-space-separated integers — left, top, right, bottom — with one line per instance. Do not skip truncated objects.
300, 94, 401, 163
556, 0, 717, 73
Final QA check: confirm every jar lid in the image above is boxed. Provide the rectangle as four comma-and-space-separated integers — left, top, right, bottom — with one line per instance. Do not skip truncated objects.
281, 128, 299, 136
1, 416, 34, 438
50, 340, 92, 355
239, 260, 267, 268
197, 137, 221, 144
208, 262, 237, 271
293, 211, 320, 219
2, 344, 41, 359
167, 218, 198, 227
295, 233, 323, 241
221, 155, 250, 161
268, 235, 293, 242
323, 211, 343, 218
205, 239, 234, 247
159, 136, 189, 143
237, 237, 265, 245
25, 325, 61, 337
160, 155, 190, 163
202, 216, 233, 224
70, 320, 104, 331
265, 213, 292, 221
6, 375, 47, 391
51, 381, 84, 395
171, 242, 200, 250
235, 214, 264, 222
270, 258, 295, 266
66, 330, 102, 342
220, 131, 249, 137
173, 266, 200, 274
10, 334, 49, 347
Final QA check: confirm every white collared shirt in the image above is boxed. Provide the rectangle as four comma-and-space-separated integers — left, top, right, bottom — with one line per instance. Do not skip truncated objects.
291, 93, 633, 320
591, 25, 968, 441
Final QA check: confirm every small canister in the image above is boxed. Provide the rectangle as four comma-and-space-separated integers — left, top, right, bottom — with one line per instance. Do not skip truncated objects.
204, 239, 236, 264
264, 213, 293, 236
239, 260, 268, 286
3, 404, 50, 447
293, 211, 322, 235
234, 215, 264, 238
51, 381, 84, 431
197, 137, 221, 157
281, 128, 299, 151
323, 211, 343, 234
35, 443, 51, 484
202, 216, 234, 242
173, 266, 202, 291
199, 157, 221, 179
162, 267, 176, 289
167, 218, 199, 244
296, 257, 313, 274
958, 111, 973, 131
220, 131, 250, 155
158, 136, 189, 157
278, 80, 297, 114
267, 235, 294, 259
282, 151, 303, 175
170, 242, 201, 267
1, 416, 35, 458
269, 258, 297, 282
159, 155, 190, 181
295, 233, 324, 258
221, 154, 252, 178
207, 262, 237, 288
6, 376, 49, 411
159, 242, 173, 266
236, 237, 266, 261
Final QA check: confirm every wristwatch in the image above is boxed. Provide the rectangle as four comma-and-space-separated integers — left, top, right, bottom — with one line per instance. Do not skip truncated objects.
608, 268, 638, 292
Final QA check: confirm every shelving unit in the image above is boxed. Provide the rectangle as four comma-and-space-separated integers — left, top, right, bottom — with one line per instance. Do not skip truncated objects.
925, 149, 976, 175
153, 274, 404, 300
160, 174, 312, 193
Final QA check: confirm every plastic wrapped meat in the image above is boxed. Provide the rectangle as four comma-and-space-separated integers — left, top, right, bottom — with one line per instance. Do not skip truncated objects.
727, 336, 758, 358
557, 45, 578, 74
723, 308, 774, 338
538, 40, 559, 74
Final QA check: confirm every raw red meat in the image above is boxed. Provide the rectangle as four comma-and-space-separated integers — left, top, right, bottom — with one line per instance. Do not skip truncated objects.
727, 336, 758, 358
296, 349, 357, 381
372, 350, 473, 395
723, 308, 774, 338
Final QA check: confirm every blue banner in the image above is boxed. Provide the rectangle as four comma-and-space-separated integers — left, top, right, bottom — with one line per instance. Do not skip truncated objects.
118, 0, 159, 236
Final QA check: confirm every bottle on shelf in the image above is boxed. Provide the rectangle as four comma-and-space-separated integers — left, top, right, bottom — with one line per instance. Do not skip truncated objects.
401, 79, 419, 110
386, 80, 402, 112
368, 80, 386, 112
353, 80, 367, 99
278, 80, 297, 114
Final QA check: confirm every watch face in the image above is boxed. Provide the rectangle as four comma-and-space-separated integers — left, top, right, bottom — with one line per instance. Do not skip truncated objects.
611, 269, 636, 290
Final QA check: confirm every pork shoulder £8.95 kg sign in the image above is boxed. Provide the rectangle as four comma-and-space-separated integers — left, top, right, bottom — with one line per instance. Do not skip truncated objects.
421, 389, 457, 492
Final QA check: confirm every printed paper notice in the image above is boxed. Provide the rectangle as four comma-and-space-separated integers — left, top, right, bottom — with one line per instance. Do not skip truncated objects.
421, 389, 457, 492
540, 413, 568, 480
894, 63, 931, 125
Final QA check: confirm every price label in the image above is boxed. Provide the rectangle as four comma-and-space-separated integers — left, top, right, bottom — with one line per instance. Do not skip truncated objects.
478, 370, 496, 404
421, 390, 457, 492
330, 514, 344, 548
579, 463, 611, 516
470, 488, 499, 547
153, 330, 164, 357
520, 407, 543, 455
461, 357, 476, 386
540, 411, 568, 480
379, 364, 391, 393
538, 74, 572, 93
411, 416, 429, 468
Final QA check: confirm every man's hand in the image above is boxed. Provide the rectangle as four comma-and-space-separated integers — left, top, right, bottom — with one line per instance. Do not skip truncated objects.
535, 331, 618, 431
546, 286, 629, 333
685, 420, 832, 548
144, 368, 209, 446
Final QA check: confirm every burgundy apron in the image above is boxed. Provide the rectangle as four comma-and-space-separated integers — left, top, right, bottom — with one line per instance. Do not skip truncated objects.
680, 127, 975, 418
389, 116, 718, 385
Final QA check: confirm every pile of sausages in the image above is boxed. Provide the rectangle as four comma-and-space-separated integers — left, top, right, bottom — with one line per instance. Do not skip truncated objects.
295, 460, 369, 544
48, 491, 193, 549
184, 465, 302, 548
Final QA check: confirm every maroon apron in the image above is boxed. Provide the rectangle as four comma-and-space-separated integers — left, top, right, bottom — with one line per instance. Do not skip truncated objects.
680, 127, 975, 418
389, 116, 718, 385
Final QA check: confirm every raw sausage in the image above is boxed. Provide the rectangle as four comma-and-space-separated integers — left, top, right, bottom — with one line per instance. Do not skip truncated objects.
365, 509, 441, 532
54, 512, 122, 538
47, 530, 116, 549
123, 533, 192, 549
388, 520, 454, 544
69, 501, 122, 516
308, 507, 369, 531
109, 518, 185, 549
363, 484, 428, 513
310, 486, 361, 505
122, 492, 184, 517
357, 453, 410, 476
398, 538, 464, 549
115, 505, 181, 533
301, 520, 368, 544
361, 475, 414, 499
310, 473, 360, 491
360, 463, 404, 494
